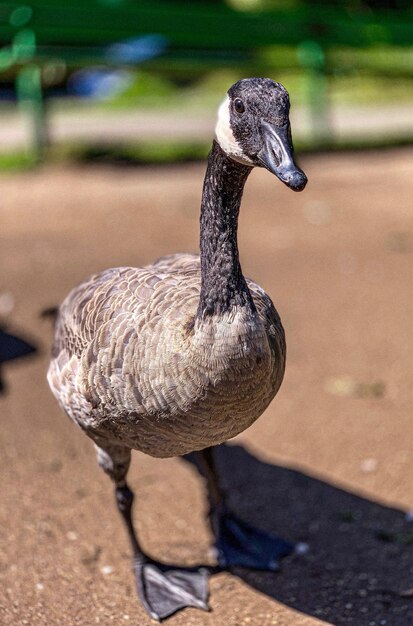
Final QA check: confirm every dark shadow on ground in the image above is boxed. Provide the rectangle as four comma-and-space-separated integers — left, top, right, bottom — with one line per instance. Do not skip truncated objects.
0, 325, 38, 394
185, 444, 413, 626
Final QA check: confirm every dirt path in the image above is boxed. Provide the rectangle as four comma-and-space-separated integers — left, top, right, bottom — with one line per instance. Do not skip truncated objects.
0, 148, 412, 626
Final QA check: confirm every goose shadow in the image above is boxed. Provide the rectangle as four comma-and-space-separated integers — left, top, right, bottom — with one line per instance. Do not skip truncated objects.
184, 444, 413, 625
0, 325, 38, 394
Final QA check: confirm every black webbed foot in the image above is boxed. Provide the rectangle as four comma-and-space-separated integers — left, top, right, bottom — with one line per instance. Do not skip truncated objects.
134, 558, 209, 621
213, 506, 294, 571
115, 484, 209, 620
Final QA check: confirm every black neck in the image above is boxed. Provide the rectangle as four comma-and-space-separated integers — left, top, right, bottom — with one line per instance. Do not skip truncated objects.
197, 140, 255, 318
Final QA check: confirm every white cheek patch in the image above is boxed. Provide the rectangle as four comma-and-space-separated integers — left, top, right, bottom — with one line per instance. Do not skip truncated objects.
215, 96, 254, 166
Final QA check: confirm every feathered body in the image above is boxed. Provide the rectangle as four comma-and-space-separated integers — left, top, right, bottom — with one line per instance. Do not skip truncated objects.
48, 253, 285, 458
47, 79, 307, 621
48, 138, 287, 460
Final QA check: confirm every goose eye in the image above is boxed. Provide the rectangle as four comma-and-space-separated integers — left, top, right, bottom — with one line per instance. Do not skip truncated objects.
234, 98, 245, 114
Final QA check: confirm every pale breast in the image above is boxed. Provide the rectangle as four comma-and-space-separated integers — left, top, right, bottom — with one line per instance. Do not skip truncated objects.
49, 256, 285, 458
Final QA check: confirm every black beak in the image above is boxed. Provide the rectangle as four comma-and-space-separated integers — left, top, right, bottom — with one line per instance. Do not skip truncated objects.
258, 121, 307, 192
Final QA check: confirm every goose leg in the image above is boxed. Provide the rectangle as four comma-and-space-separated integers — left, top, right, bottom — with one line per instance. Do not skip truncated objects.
197, 446, 293, 571
95, 443, 209, 621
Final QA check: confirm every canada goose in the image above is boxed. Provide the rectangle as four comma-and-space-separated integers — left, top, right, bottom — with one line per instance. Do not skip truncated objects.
48, 77, 307, 621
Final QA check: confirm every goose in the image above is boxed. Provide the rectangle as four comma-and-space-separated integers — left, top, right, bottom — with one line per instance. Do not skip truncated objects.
47, 77, 307, 621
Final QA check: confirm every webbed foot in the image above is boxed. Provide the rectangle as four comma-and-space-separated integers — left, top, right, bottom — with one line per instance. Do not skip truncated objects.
214, 506, 293, 571
134, 558, 209, 621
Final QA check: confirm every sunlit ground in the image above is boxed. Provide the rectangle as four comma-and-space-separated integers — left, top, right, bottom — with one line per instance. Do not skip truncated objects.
1, 147, 412, 625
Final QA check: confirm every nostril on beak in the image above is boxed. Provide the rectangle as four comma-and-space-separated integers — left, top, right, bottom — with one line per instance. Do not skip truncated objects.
287, 170, 307, 191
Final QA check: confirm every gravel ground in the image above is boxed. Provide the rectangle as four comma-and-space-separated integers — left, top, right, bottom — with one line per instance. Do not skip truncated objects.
0, 148, 412, 626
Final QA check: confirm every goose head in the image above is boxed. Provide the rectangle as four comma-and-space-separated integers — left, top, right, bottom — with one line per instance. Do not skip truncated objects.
215, 77, 307, 192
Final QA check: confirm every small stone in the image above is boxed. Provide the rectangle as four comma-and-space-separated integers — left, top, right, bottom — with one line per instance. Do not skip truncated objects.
35, 583, 44, 591
295, 542, 310, 555
67, 531, 78, 541
356, 381, 386, 398
49, 459, 62, 473
174, 518, 187, 529
324, 376, 357, 397
101, 565, 114, 575
398, 588, 413, 598
325, 377, 385, 399
0, 292, 14, 315
360, 458, 378, 473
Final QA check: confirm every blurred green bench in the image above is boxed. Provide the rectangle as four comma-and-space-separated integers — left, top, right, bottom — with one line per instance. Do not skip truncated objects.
0, 0, 412, 157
